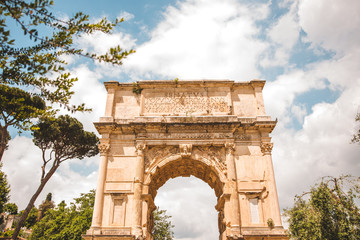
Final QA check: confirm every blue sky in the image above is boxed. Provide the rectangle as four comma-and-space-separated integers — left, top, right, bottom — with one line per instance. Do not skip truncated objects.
2, 0, 360, 239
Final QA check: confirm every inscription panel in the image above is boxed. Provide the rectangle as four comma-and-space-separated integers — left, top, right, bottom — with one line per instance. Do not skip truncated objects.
143, 91, 230, 115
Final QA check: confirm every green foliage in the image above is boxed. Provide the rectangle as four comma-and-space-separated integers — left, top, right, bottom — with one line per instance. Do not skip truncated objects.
0, 84, 46, 129
23, 207, 38, 229
38, 192, 55, 220
4, 202, 18, 215
0, 0, 134, 110
0, 167, 10, 225
0, 0, 134, 162
30, 190, 95, 240
132, 82, 143, 94
351, 113, 360, 144
0, 84, 46, 161
46, 192, 53, 202
284, 176, 360, 240
12, 115, 99, 239
152, 207, 174, 240
0, 167, 10, 214
267, 218, 274, 229
0, 229, 15, 237
32, 115, 99, 161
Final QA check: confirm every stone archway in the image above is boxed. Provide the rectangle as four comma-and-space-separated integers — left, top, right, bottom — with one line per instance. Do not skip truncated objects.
143, 146, 226, 238
84, 79, 289, 240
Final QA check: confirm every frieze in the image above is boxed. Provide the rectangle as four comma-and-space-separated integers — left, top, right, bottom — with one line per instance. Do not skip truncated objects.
234, 134, 251, 141
144, 92, 230, 114
137, 132, 233, 140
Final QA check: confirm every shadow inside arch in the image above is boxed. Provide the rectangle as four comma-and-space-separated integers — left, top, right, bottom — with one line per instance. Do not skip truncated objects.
145, 155, 225, 200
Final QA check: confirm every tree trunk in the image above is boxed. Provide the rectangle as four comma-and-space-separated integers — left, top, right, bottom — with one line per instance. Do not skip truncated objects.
12, 164, 59, 239
0, 127, 8, 162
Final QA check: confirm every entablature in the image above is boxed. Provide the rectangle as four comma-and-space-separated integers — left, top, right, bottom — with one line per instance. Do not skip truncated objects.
94, 116, 276, 136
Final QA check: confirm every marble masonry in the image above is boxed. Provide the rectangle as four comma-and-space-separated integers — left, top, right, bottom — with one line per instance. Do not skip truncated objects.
83, 79, 288, 240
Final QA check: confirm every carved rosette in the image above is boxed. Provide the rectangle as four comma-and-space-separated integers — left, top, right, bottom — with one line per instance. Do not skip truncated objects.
260, 142, 273, 155
98, 143, 110, 156
135, 144, 146, 157
225, 143, 235, 155
180, 144, 192, 157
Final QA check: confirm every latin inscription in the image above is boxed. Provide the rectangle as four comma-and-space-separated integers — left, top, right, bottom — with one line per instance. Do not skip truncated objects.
144, 92, 230, 114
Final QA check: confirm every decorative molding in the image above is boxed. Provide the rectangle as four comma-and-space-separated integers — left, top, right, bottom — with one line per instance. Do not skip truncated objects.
137, 132, 232, 140
260, 142, 273, 155
234, 134, 251, 141
179, 144, 192, 157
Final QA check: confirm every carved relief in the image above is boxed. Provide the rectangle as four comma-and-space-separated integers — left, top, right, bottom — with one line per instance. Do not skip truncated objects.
225, 143, 235, 155
179, 144, 192, 157
144, 92, 230, 114
234, 134, 251, 141
135, 144, 146, 156
193, 146, 226, 172
144, 146, 178, 171
260, 142, 273, 155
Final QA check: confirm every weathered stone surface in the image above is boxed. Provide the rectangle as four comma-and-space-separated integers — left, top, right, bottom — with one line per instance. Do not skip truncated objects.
85, 79, 288, 240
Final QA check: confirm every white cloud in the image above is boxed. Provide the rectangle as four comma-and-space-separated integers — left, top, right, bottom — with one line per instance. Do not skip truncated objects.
123, 0, 269, 80
291, 104, 307, 124
298, 0, 360, 54
119, 11, 135, 21
155, 177, 218, 240
76, 31, 136, 55
65, 64, 108, 133
3, 0, 360, 239
273, 82, 360, 209
261, 1, 300, 67
2, 136, 99, 209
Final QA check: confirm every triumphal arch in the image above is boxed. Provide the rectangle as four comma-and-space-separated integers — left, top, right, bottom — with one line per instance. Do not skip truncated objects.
84, 79, 288, 240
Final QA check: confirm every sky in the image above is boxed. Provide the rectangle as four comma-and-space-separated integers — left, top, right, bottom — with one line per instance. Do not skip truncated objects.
2, 0, 360, 239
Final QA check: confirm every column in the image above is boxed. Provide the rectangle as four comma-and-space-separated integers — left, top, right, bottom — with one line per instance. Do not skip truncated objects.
261, 138, 282, 226
224, 143, 242, 239
132, 144, 146, 238
90, 142, 110, 232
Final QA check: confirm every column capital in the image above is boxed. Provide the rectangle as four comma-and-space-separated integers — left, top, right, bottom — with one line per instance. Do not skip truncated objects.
260, 142, 273, 155
98, 143, 110, 156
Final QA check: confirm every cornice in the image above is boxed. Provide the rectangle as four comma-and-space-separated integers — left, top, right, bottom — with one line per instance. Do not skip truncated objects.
94, 116, 276, 135
103, 79, 266, 92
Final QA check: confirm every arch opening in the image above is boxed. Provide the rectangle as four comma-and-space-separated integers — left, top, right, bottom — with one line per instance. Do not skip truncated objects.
155, 176, 218, 240
144, 156, 225, 239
